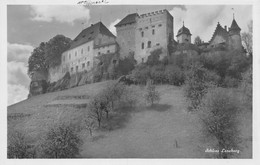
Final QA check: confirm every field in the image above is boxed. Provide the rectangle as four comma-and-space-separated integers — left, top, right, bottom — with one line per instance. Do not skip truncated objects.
7, 81, 252, 158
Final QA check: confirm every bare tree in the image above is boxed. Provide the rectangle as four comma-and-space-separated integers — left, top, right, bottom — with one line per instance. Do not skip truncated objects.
198, 88, 241, 158
241, 20, 252, 57
8, 130, 34, 158
84, 117, 96, 137
39, 123, 82, 158
88, 96, 104, 128
144, 79, 160, 106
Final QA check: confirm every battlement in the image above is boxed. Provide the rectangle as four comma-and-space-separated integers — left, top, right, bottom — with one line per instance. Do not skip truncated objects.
138, 9, 167, 18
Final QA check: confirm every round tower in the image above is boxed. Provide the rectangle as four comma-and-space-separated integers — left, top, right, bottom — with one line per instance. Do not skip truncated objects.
176, 22, 192, 44
228, 17, 242, 50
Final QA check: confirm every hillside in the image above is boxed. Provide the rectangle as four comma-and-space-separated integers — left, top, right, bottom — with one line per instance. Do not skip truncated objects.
7, 81, 252, 158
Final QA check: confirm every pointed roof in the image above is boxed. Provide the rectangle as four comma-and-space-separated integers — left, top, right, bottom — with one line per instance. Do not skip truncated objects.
68, 22, 115, 50
229, 19, 241, 31
209, 22, 229, 43
115, 13, 139, 27
176, 25, 191, 37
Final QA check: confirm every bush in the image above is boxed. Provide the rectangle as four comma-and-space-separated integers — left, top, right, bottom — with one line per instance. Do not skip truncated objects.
165, 65, 185, 86
146, 48, 162, 66
144, 80, 160, 106
150, 65, 166, 84
198, 88, 241, 158
184, 64, 214, 110
222, 76, 240, 88
39, 123, 82, 158
8, 130, 35, 158
131, 64, 150, 85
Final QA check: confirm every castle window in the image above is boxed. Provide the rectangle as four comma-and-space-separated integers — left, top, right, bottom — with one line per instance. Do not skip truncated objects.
82, 63, 85, 68
98, 52, 101, 55
71, 67, 73, 72
81, 48, 83, 54
87, 61, 90, 66
145, 27, 148, 29
158, 24, 162, 27
107, 50, 110, 53
147, 41, 151, 48
152, 29, 155, 35
156, 43, 160, 46
76, 66, 78, 72
141, 31, 144, 37
141, 43, 144, 49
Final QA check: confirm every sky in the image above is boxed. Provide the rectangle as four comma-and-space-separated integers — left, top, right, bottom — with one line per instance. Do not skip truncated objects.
7, 4, 252, 106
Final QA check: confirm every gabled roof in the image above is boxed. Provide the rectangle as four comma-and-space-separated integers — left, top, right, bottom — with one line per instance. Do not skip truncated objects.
209, 22, 229, 44
68, 22, 115, 50
176, 25, 192, 37
229, 19, 241, 31
115, 13, 139, 27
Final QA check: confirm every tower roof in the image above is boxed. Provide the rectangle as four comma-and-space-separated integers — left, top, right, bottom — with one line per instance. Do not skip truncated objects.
68, 22, 115, 50
176, 25, 191, 37
115, 13, 139, 27
209, 22, 229, 44
229, 19, 241, 32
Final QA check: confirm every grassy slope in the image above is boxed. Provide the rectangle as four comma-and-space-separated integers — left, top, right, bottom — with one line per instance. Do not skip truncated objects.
7, 81, 252, 158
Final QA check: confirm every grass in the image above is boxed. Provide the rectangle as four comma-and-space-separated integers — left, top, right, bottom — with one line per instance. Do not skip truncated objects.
7, 81, 252, 158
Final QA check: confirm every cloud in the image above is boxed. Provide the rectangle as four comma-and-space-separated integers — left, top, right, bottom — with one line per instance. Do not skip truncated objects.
8, 84, 28, 106
7, 42, 34, 62
8, 61, 30, 87
108, 19, 121, 36
30, 5, 90, 24
7, 43, 32, 105
170, 5, 252, 42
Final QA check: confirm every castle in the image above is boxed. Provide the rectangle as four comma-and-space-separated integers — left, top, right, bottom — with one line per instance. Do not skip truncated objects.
46, 9, 242, 83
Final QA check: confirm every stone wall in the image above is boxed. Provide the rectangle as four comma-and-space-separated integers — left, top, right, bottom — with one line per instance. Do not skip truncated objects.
135, 10, 173, 64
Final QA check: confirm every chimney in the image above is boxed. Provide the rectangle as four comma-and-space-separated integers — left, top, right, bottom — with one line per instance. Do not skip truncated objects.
224, 25, 227, 31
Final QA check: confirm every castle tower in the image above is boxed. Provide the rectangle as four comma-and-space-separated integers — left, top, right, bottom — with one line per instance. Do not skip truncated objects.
228, 16, 242, 50
176, 22, 192, 44
135, 9, 173, 63
115, 13, 139, 58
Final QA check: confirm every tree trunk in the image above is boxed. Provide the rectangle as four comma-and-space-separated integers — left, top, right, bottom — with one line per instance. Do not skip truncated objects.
106, 111, 109, 119
89, 128, 92, 136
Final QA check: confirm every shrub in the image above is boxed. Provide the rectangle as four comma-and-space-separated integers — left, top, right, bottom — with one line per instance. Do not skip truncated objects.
146, 48, 162, 66
8, 130, 35, 158
165, 65, 185, 86
198, 88, 241, 158
144, 80, 160, 106
184, 64, 214, 110
88, 96, 104, 128
150, 65, 166, 84
131, 64, 150, 85
239, 67, 252, 109
116, 52, 136, 76
39, 123, 82, 158
222, 76, 240, 88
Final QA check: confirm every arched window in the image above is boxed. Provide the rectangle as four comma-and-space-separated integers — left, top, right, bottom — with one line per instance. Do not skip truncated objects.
141, 31, 144, 37
147, 41, 151, 48
141, 43, 144, 49
152, 29, 155, 35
